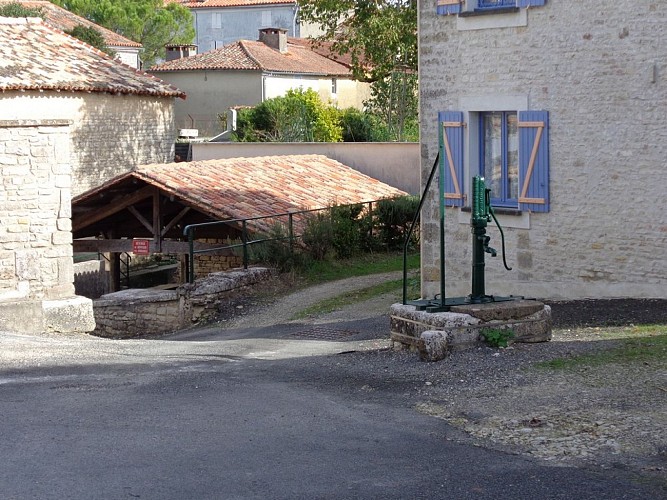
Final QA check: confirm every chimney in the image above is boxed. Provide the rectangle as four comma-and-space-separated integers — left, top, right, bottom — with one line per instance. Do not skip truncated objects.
165, 44, 198, 62
258, 28, 287, 54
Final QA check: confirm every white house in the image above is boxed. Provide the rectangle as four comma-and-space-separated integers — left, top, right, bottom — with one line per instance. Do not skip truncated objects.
418, 0, 666, 300
150, 28, 371, 137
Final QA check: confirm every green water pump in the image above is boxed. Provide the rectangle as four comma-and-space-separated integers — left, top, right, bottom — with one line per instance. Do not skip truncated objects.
470, 176, 513, 303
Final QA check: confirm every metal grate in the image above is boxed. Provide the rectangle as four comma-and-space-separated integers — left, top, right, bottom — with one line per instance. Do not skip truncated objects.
289, 326, 359, 341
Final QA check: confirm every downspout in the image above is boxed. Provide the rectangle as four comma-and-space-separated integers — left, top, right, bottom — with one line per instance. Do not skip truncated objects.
292, 3, 299, 37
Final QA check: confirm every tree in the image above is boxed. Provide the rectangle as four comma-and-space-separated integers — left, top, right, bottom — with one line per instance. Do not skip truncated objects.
52, 0, 194, 67
233, 89, 343, 143
0, 2, 44, 17
66, 25, 114, 56
298, 1, 418, 141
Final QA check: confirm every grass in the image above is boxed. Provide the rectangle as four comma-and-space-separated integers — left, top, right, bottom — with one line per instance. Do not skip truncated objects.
537, 325, 667, 369
299, 251, 420, 285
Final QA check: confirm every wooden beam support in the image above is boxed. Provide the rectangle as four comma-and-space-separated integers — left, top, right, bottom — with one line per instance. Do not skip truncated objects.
127, 206, 153, 233
74, 239, 236, 255
73, 185, 156, 232
162, 207, 191, 237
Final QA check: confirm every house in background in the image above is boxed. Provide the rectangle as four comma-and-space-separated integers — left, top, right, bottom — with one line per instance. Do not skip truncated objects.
149, 28, 371, 137
0, 16, 184, 196
167, 0, 321, 54
0, 0, 142, 68
418, 0, 666, 300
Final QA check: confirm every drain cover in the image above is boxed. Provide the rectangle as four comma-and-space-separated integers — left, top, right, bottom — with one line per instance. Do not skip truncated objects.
290, 326, 359, 341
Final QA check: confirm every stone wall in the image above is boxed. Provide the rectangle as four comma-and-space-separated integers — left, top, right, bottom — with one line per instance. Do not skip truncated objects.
93, 267, 273, 338
0, 92, 177, 196
0, 119, 94, 333
418, 0, 667, 300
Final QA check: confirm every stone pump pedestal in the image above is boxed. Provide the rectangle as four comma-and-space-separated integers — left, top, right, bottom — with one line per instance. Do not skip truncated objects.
391, 176, 551, 361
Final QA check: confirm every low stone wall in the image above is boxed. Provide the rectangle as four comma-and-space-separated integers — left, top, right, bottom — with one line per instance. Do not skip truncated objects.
390, 300, 552, 361
92, 267, 273, 338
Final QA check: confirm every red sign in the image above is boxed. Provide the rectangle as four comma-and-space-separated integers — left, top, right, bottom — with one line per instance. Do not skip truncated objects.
132, 239, 151, 256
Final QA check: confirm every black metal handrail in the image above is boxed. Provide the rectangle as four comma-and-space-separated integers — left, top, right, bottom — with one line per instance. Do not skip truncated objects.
182, 199, 393, 284
402, 153, 440, 304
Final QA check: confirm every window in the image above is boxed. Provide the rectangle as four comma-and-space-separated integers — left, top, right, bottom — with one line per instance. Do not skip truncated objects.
437, 0, 546, 15
478, 0, 516, 9
331, 78, 337, 95
211, 12, 222, 29
480, 111, 518, 207
439, 110, 550, 212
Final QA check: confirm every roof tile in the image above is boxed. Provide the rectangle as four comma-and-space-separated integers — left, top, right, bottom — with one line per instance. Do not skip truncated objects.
0, 17, 184, 97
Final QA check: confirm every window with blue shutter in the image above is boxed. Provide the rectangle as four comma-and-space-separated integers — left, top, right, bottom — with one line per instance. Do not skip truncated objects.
518, 111, 550, 212
438, 111, 465, 207
436, 0, 462, 16
437, 0, 546, 15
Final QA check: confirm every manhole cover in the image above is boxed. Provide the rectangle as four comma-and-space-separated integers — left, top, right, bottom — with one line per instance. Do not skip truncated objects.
290, 326, 359, 341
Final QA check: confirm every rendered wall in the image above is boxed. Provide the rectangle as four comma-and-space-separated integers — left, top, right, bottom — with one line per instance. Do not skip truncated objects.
0, 92, 177, 196
419, 0, 667, 300
192, 141, 420, 194
190, 5, 298, 52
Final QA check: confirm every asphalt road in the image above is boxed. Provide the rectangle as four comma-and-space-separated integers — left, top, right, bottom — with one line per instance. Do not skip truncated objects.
0, 322, 663, 500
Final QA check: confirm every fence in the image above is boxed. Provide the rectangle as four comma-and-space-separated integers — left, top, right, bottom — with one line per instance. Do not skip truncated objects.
183, 199, 402, 284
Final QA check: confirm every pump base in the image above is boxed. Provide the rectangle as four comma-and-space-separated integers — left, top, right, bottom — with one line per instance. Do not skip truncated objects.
408, 294, 521, 313
390, 300, 552, 361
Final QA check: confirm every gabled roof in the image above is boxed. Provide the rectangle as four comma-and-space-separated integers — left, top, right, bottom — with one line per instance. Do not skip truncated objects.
0, 0, 141, 48
149, 38, 351, 76
166, 0, 295, 8
73, 154, 406, 234
0, 17, 184, 97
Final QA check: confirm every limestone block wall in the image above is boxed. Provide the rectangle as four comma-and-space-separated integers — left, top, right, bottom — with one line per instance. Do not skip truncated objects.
93, 267, 273, 338
418, 0, 667, 300
0, 92, 177, 196
0, 120, 75, 301
0, 119, 95, 333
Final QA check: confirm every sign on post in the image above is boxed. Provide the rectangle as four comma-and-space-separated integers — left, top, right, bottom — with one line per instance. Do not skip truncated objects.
132, 239, 151, 256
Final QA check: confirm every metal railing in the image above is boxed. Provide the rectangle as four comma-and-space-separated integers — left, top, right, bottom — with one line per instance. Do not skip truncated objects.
182, 200, 385, 284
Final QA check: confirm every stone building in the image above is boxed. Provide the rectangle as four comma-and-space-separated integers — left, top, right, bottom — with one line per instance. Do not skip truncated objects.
0, 0, 143, 68
0, 17, 184, 197
0, 16, 184, 333
419, 1, 666, 300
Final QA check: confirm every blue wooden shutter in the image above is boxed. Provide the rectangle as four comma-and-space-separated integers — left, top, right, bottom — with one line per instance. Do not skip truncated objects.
439, 111, 465, 207
518, 0, 547, 7
437, 0, 462, 15
518, 111, 549, 212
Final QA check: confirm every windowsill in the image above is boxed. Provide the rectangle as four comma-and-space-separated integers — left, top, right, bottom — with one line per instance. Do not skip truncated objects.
459, 7, 519, 18
461, 206, 522, 216
456, 6, 527, 30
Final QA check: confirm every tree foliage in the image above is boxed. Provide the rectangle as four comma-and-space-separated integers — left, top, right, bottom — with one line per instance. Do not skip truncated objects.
0, 2, 45, 17
298, 0, 417, 82
233, 89, 343, 143
66, 25, 114, 56
298, 0, 418, 141
52, 0, 194, 67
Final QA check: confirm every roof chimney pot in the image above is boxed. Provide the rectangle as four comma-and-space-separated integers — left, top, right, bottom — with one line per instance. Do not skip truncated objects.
258, 27, 287, 54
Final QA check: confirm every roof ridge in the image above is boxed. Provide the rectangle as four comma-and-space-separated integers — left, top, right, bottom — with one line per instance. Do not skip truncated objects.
237, 40, 263, 70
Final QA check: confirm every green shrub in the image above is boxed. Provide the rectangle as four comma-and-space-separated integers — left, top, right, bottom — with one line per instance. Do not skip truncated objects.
301, 212, 334, 261
481, 328, 515, 348
373, 196, 420, 251
248, 223, 297, 272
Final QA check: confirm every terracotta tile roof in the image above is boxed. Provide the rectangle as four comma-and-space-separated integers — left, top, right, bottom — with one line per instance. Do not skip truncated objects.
75, 154, 406, 233
0, 17, 184, 97
150, 39, 351, 76
166, 0, 294, 8
0, 0, 141, 47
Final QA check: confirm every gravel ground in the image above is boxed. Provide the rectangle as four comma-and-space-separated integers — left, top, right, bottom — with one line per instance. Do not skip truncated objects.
210, 273, 667, 489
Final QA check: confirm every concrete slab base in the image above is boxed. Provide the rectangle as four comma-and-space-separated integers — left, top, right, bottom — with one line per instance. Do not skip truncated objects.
0, 296, 95, 334
390, 300, 552, 361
